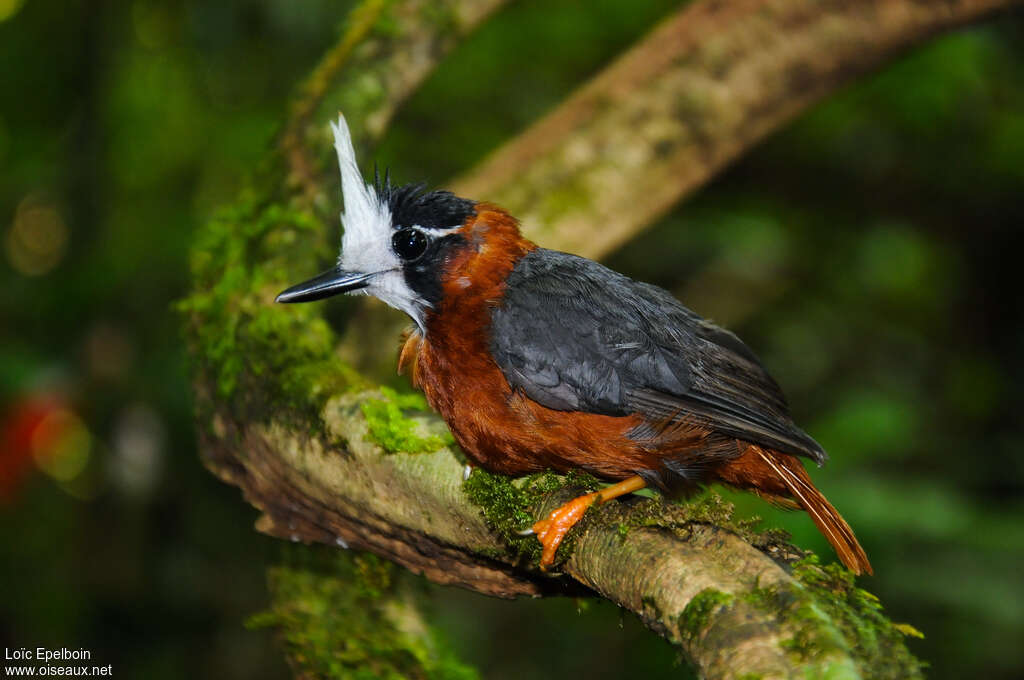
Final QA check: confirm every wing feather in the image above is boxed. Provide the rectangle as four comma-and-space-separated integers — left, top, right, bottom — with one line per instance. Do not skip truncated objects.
489, 249, 826, 464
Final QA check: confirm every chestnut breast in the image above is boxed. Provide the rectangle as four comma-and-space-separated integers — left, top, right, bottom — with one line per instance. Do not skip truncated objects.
407, 206, 652, 479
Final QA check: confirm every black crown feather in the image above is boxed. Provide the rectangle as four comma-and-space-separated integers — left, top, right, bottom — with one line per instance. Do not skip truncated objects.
374, 166, 476, 231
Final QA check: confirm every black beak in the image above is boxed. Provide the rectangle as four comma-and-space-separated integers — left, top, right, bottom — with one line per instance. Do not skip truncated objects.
275, 267, 374, 303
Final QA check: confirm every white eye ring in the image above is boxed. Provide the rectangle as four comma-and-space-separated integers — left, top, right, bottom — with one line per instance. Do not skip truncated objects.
417, 224, 463, 237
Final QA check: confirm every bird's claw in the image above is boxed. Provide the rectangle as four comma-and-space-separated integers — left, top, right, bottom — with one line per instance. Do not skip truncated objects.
531, 494, 597, 569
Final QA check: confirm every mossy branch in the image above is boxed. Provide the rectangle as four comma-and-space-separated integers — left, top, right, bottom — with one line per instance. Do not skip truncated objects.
279, 0, 510, 204
197, 390, 923, 679
248, 550, 480, 680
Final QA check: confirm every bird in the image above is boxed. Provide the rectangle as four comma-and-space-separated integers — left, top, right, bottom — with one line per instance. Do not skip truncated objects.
277, 114, 873, 575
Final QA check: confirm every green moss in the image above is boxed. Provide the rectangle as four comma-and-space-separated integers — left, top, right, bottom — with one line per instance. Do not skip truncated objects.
417, 1, 460, 37
893, 622, 925, 639
735, 555, 926, 680
675, 490, 738, 525
670, 489, 794, 550
741, 584, 851, 669
369, 0, 400, 38
583, 486, 788, 558
179, 194, 363, 427
462, 465, 801, 570
248, 550, 479, 680
679, 588, 735, 640
534, 170, 595, 229
461, 469, 550, 561
360, 386, 451, 453
462, 468, 600, 564
790, 556, 926, 678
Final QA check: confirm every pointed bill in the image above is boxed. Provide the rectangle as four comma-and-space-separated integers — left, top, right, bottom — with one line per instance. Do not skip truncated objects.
275, 267, 374, 303
277, 115, 433, 329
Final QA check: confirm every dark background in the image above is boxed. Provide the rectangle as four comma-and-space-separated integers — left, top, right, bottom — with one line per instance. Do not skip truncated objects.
2, 0, 1022, 678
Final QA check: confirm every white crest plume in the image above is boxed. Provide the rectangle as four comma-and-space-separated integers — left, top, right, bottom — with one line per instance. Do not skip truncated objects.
330, 114, 392, 270
329, 114, 430, 328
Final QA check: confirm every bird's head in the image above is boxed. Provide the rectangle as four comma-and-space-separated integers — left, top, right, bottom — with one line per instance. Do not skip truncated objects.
277, 114, 517, 331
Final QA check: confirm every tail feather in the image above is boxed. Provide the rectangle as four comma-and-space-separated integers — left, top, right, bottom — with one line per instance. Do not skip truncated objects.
753, 447, 873, 575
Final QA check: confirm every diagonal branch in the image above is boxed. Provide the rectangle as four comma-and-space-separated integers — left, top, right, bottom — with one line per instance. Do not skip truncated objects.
453, 0, 1022, 260
279, 0, 510, 202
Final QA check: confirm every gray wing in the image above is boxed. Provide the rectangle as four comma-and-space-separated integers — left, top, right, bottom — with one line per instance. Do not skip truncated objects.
489, 249, 826, 463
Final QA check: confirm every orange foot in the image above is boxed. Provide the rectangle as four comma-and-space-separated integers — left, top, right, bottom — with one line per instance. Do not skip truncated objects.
528, 476, 648, 569
531, 493, 599, 569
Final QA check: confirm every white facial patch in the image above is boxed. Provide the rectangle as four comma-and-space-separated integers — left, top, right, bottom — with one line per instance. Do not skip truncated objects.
330, 114, 430, 329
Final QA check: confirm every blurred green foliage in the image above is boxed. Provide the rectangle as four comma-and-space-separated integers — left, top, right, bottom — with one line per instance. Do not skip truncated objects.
1, 1, 1022, 679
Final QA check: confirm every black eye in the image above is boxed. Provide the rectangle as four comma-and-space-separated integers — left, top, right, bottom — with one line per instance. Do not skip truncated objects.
392, 228, 428, 261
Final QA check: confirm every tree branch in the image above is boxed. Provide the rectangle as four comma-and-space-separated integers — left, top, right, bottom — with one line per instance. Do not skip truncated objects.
200, 393, 922, 679
453, 0, 1022, 259
279, 0, 510, 202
